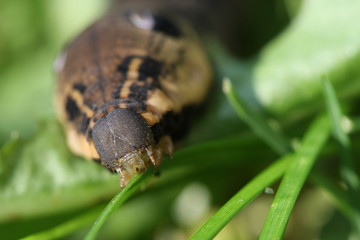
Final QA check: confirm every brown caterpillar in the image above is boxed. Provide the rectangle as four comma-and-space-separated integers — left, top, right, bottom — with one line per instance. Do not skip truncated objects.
55, 5, 212, 187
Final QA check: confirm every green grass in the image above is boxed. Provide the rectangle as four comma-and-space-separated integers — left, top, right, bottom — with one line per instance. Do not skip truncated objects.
85, 171, 153, 240
322, 79, 360, 236
222, 78, 291, 155
259, 115, 330, 239
190, 156, 292, 240
191, 79, 330, 240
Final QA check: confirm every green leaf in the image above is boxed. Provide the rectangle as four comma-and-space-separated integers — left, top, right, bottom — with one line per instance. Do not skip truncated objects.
211, 0, 360, 125
259, 115, 330, 239
0, 118, 118, 222
283, 0, 303, 18
19, 207, 103, 240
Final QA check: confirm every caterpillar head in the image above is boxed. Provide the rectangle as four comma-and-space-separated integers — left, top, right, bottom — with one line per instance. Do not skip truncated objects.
91, 108, 157, 187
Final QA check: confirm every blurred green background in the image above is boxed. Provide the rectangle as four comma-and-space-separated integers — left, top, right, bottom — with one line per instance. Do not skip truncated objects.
0, 0, 109, 144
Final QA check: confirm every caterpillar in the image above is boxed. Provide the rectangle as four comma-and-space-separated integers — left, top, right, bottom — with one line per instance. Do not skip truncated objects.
55, 2, 212, 187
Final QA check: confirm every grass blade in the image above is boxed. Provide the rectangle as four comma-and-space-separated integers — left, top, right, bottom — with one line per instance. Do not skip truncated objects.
223, 78, 291, 155
20, 207, 103, 240
322, 79, 359, 190
190, 155, 292, 240
85, 170, 153, 240
322, 79, 360, 236
259, 114, 330, 240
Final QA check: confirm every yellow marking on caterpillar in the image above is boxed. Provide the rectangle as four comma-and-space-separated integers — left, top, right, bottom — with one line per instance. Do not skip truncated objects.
69, 90, 94, 118
127, 58, 143, 79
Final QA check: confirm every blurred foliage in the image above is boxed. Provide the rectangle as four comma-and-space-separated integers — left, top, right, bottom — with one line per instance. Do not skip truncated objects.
0, 0, 360, 239
0, 0, 109, 144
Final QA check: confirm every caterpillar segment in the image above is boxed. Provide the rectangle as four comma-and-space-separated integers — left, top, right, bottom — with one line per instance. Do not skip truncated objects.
55, 9, 212, 187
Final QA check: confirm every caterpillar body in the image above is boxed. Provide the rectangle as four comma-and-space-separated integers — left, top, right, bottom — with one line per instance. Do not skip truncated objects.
55, 3, 212, 187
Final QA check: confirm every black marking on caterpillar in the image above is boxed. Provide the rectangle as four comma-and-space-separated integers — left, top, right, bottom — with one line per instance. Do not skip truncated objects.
138, 56, 164, 80
80, 114, 91, 134
128, 11, 182, 38
151, 14, 182, 38
65, 96, 80, 121
73, 83, 86, 94
117, 56, 133, 76
150, 107, 194, 143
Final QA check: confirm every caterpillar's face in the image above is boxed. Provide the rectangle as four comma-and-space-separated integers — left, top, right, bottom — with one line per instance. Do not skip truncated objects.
55, 9, 212, 187
91, 108, 154, 174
